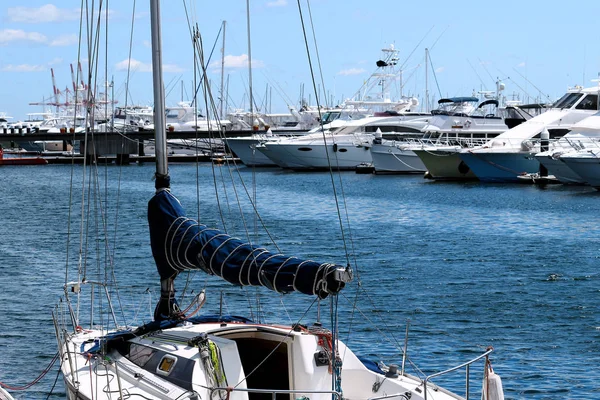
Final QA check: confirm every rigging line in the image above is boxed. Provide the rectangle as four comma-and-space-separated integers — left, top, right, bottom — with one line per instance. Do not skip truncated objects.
0, 352, 60, 391
45, 359, 61, 400
246, 0, 254, 119
259, 70, 295, 108
511, 67, 552, 102
427, 53, 443, 99
428, 25, 449, 52
233, 296, 320, 389
399, 25, 435, 71
193, 24, 202, 223
195, 30, 232, 232
296, 0, 352, 269
164, 74, 184, 100
467, 59, 486, 90
478, 57, 496, 86
305, 0, 329, 108
194, 30, 249, 231
502, 75, 537, 103
339, 291, 407, 360
71, 0, 89, 328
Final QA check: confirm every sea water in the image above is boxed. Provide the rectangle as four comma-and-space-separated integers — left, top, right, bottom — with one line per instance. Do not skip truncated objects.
0, 163, 599, 399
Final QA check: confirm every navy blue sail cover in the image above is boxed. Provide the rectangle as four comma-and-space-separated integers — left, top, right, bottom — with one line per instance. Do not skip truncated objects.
148, 190, 347, 298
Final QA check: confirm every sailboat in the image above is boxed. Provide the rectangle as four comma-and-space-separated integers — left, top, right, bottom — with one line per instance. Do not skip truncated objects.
50, 2, 503, 400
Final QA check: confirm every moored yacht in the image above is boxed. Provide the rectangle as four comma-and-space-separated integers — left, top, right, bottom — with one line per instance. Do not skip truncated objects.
457, 86, 599, 182
407, 96, 512, 179
257, 113, 430, 170
226, 110, 367, 167
535, 111, 600, 184
558, 141, 600, 188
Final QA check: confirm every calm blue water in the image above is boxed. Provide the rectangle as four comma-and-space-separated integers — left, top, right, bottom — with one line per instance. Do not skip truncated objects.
0, 163, 599, 399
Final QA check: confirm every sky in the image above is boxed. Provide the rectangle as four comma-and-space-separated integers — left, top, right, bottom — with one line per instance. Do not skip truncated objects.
1, 0, 600, 121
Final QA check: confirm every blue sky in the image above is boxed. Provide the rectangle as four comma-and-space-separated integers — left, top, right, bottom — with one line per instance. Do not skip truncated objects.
1, 1, 600, 121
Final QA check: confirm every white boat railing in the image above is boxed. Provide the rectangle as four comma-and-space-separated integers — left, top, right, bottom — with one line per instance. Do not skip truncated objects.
209, 348, 493, 400
210, 387, 342, 399
422, 347, 494, 400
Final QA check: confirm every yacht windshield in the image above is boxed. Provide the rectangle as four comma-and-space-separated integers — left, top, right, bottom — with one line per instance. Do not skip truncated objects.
321, 112, 341, 123
575, 94, 598, 110
553, 93, 583, 109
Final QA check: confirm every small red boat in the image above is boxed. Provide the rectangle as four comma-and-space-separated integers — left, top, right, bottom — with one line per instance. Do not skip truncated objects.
0, 148, 47, 165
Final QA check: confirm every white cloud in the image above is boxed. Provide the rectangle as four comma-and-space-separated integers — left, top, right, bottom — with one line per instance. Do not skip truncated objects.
0, 29, 47, 45
0, 29, 78, 47
2, 64, 47, 72
115, 58, 185, 73
8, 4, 80, 23
210, 54, 265, 69
517, 62, 526, 68
116, 58, 152, 72
338, 68, 366, 76
143, 40, 152, 48
50, 34, 78, 47
266, 0, 288, 6
435, 66, 445, 73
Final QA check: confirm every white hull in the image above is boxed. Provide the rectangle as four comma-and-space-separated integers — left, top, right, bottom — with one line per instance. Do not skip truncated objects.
56, 318, 485, 400
259, 137, 373, 170
226, 137, 276, 166
370, 142, 426, 173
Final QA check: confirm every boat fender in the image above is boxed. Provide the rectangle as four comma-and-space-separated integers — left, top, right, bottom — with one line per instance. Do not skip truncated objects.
333, 143, 338, 152
482, 364, 505, 400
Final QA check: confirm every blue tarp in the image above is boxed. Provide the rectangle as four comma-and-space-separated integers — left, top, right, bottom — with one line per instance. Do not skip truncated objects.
148, 190, 347, 299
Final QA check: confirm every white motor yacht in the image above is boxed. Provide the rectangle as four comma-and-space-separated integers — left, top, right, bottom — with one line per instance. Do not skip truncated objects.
226, 110, 366, 167
458, 86, 599, 182
372, 96, 507, 175
257, 114, 429, 170
412, 100, 546, 180
558, 143, 600, 188
535, 112, 600, 184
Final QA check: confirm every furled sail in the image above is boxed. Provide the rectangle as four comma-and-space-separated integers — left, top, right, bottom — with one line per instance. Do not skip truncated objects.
148, 189, 351, 303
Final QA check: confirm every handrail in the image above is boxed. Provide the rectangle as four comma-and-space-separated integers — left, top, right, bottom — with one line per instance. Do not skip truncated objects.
423, 348, 493, 400
209, 386, 342, 400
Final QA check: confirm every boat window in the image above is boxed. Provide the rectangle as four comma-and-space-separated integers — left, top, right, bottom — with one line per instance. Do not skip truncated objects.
298, 147, 312, 151
322, 112, 341, 123
156, 355, 178, 376
575, 95, 598, 110
553, 93, 583, 109
129, 343, 157, 368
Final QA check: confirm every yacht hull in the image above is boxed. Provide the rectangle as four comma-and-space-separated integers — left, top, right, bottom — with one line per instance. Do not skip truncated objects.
259, 142, 372, 170
413, 148, 478, 180
559, 153, 600, 188
458, 151, 540, 182
226, 137, 276, 167
535, 153, 586, 184
370, 143, 426, 174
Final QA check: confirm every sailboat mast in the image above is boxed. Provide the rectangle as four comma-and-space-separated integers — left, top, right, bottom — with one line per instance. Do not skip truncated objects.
425, 48, 429, 113
220, 20, 226, 119
150, 0, 168, 182
246, 0, 254, 122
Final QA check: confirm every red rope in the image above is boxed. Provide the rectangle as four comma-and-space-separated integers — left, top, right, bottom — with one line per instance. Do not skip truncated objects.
0, 352, 59, 391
